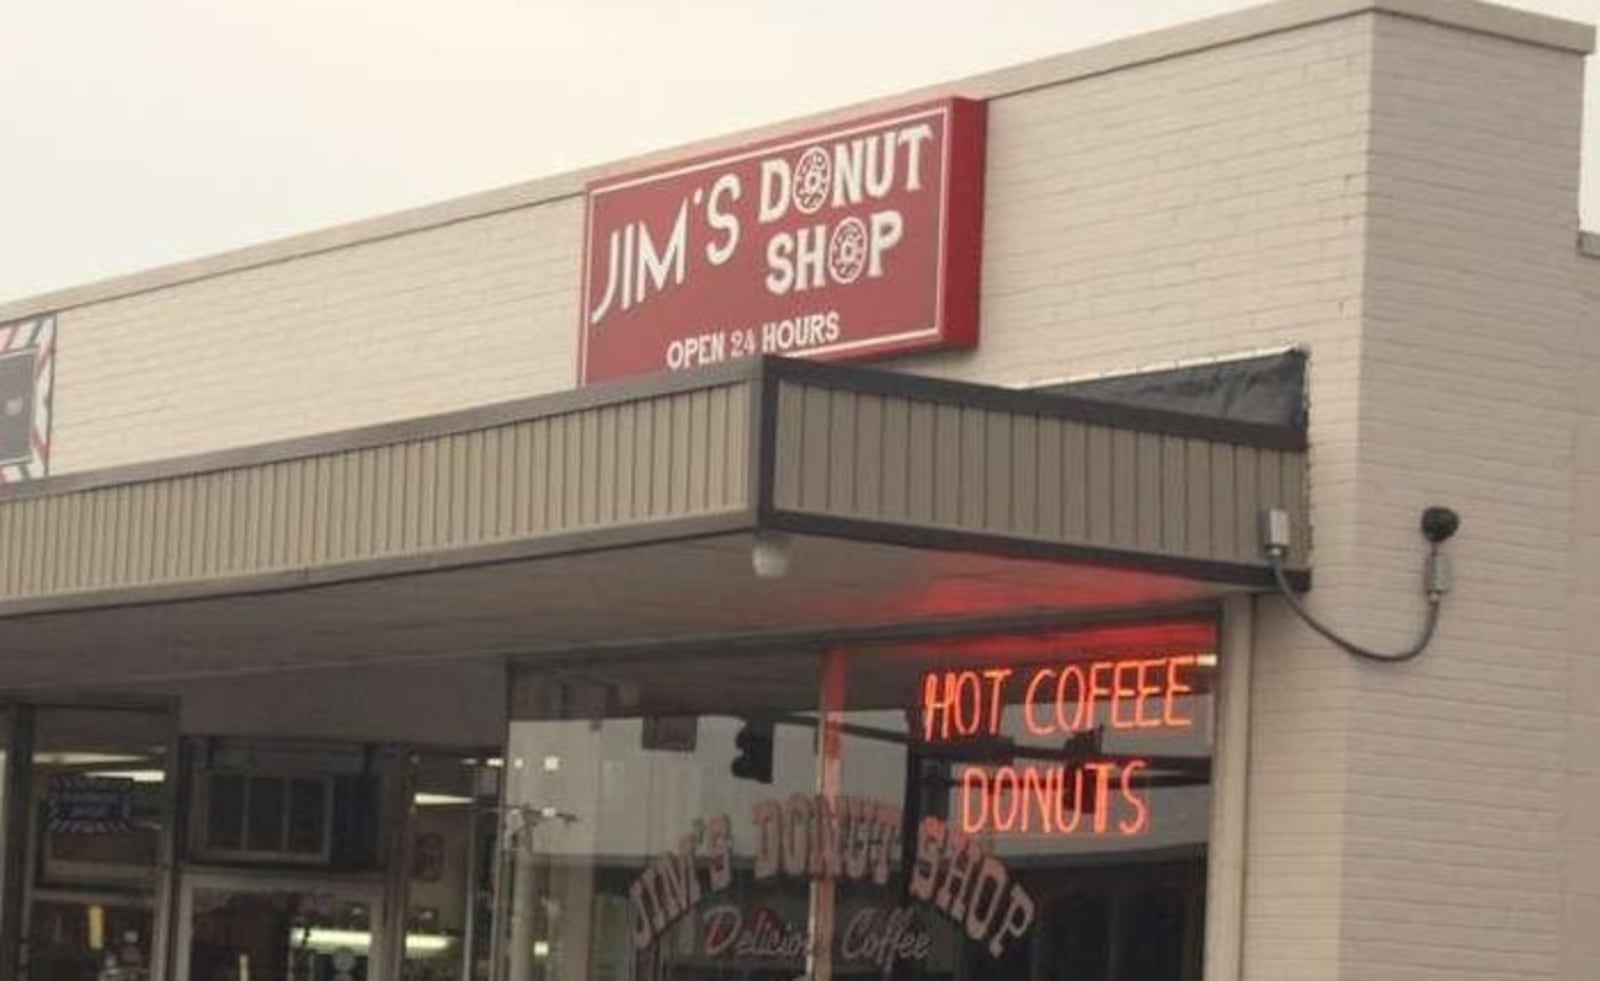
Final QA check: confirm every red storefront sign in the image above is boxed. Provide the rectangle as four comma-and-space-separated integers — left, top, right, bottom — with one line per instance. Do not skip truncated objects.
579, 98, 987, 385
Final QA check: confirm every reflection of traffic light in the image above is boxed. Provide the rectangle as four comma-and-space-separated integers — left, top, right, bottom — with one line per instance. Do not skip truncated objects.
731, 720, 774, 783
1064, 726, 1105, 814
1063, 726, 1103, 759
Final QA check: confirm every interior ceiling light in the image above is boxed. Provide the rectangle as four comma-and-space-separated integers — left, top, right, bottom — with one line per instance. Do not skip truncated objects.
84, 769, 166, 783
414, 792, 474, 807
33, 753, 148, 767
300, 929, 453, 953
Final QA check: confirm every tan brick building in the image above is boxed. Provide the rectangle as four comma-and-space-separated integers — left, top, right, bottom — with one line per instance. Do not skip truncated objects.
0, 0, 1593, 979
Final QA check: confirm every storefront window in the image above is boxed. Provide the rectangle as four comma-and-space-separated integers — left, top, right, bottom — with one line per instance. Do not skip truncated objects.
503, 621, 1215, 980
26, 707, 173, 981
402, 754, 499, 981
182, 876, 382, 981
0, 708, 11, 935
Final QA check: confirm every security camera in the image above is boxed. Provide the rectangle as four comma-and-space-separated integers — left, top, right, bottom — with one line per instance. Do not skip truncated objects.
1420, 506, 1460, 544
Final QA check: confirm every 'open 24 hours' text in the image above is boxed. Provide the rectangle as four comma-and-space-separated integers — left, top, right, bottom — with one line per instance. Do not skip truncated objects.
665, 310, 840, 370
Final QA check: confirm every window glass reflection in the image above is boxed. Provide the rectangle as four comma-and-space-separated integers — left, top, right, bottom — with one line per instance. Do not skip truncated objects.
503, 621, 1215, 980
402, 754, 499, 981
188, 885, 377, 981
504, 652, 821, 981
28, 707, 171, 981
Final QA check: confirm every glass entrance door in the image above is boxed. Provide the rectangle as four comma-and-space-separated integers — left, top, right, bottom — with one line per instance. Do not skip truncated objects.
175, 872, 386, 981
399, 754, 498, 981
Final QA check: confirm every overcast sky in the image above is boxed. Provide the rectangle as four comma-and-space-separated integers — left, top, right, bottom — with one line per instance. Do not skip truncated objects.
2, 0, 1598, 305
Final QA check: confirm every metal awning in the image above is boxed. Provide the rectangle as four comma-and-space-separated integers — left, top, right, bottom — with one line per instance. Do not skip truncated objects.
0, 357, 1306, 689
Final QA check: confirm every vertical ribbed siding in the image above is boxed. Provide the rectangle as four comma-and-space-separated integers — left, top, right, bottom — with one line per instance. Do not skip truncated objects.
0, 382, 752, 601
770, 380, 1307, 566
0, 370, 1304, 605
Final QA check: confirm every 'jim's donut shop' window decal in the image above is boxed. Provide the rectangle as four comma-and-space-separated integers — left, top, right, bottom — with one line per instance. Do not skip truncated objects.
0, 314, 55, 483
504, 622, 1217, 980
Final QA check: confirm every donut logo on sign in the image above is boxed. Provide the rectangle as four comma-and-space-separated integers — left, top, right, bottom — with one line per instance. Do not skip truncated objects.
792, 147, 832, 214
828, 218, 869, 284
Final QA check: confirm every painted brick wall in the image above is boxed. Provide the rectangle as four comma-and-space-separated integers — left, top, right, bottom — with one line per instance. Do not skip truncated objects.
1567, 253, 1600, 979
49, 201, 582, 472
1348, 17, 1584, 981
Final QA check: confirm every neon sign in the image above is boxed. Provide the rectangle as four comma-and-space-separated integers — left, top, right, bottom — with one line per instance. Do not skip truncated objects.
958, 760, 1147, 836
920, 655, 1199, 740
918, 654, 1207, 838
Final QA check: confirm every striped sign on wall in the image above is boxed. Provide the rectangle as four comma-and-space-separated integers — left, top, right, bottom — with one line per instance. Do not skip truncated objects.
0, 314, 55, 484
46, 775, 134, 835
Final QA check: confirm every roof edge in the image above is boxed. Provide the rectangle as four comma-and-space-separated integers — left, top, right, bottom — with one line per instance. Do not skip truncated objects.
1377, 0, 1593, 53
0, 0, 1589, 324
765, 356, 1308, 451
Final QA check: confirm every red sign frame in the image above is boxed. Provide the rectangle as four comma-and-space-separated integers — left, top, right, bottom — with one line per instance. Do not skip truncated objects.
578, 98, 987, 385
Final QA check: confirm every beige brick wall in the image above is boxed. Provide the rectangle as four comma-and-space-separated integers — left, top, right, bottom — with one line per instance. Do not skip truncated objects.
1347, 17, 1584, 981
1568, 253, 1600, 979
50, 201, 582, 472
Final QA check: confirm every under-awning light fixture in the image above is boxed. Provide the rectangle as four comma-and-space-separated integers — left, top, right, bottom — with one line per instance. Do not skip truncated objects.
751, 531, 792, 580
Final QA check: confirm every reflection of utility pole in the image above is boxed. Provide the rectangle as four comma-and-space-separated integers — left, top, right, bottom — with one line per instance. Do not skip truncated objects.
890, 701, 956, 981
892, 721, 922, 981
806, 651, 846, 981
499, 805, 579, 981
